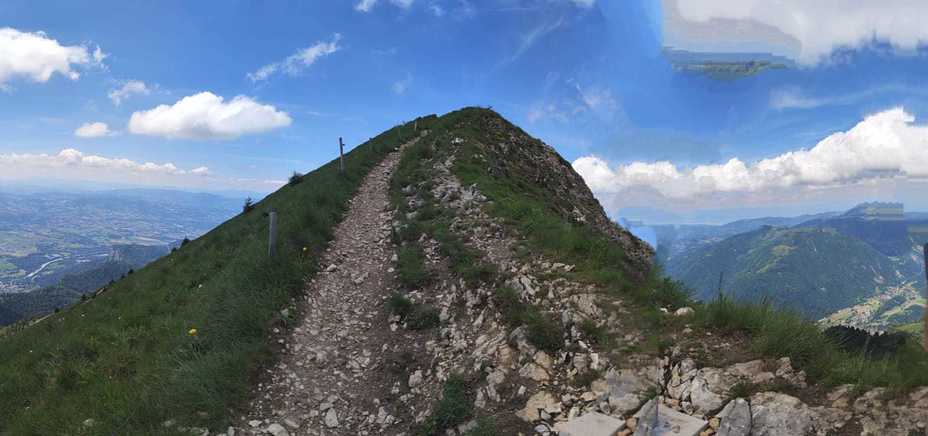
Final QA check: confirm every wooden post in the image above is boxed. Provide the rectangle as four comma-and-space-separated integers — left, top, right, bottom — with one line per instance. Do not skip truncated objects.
923, 243, 927, 351
268, 209, 278, 258
338, 137, 345, 173
717, 271, 725, 300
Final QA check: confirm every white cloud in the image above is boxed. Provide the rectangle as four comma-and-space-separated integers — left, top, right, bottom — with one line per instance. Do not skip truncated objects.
571, 0, 594, 7
355, 0, 378, 12
392, 75, 412, 95
527, 82, 619, 123
508, 17, 565, 64
355, 0, 415, 12
0, 148, 191, 177
390, 0, 415, 8
574, 107, 928, 200
666, 0, 928, 65
128, 92, 292, 140
248, 34, 341, 82
527, 103, 569, 123
0, 27, 104, 88
0, 148, 296, 191
74, 122, 112, 138
770, 88, 829, 110
108, 80, 151, 106
428, 3, 446, 16
92, 46, 107, 64
574, 83, 618, 114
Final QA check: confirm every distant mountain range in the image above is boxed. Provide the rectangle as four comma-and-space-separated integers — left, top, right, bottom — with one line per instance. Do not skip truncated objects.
653, 203, 927, 331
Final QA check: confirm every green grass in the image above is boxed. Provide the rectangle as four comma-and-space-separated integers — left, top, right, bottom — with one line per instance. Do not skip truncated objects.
697, 296, 928, 391
493, 287, 564, 353
462, 417, 498, 436
418, 375, 474, 436
437, 109, 689, 315
0, 116, 436, 435
396, 245, 428, 288
386, 293, 440, 330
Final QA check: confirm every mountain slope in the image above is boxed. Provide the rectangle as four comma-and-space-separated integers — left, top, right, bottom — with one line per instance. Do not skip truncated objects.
0, 244, 171, 327
0, 118, 431, 435
667, 225, 901, 317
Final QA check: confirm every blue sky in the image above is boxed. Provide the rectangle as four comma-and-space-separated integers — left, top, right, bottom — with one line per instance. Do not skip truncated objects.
2, 0, 928, 222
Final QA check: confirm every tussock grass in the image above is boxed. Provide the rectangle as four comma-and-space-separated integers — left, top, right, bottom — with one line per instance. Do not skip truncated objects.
0, 117, 435, 435
396, 245, 428, 288
698, 296, 928, 390
418, 375, 474, 436
493, 287, 564, 353
387, 293, 440, 330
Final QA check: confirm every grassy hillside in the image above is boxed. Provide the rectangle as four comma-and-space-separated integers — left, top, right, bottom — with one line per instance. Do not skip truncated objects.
667, 225, 902, 317
0, 117, 433, 435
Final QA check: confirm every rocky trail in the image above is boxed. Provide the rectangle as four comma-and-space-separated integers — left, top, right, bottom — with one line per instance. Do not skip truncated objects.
236, 145, 426, 436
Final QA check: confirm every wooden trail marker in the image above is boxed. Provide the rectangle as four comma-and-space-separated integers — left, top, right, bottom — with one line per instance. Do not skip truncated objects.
268, 209, 278, 258
717, 271, 725, 300
338, 137, 345, 173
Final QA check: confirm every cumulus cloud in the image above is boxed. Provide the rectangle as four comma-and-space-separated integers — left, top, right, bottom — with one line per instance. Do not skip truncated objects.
128, 92, 292, 140
665, 0, 928, 65
74, 122, 112, 138
108, 80, 151, 106
248, 34, 341, 82
0, 27, 104, 88
573, 107, 928, 200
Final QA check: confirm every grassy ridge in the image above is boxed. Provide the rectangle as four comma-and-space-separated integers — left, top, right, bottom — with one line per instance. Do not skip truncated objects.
0, 117, 435, 435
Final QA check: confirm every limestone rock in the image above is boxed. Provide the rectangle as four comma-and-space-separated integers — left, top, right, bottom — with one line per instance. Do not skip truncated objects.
596, 368, 657, 415
265, 423, 290, 436
553, 412, 625, 436
716, 398, 751, 436
688, 368, 737, 415
750, 392, 814, 436
324, 409, 339, 428
517, 391, 561, 422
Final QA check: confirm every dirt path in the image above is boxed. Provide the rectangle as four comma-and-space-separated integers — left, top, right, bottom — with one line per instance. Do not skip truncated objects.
237, 147, 414, 436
